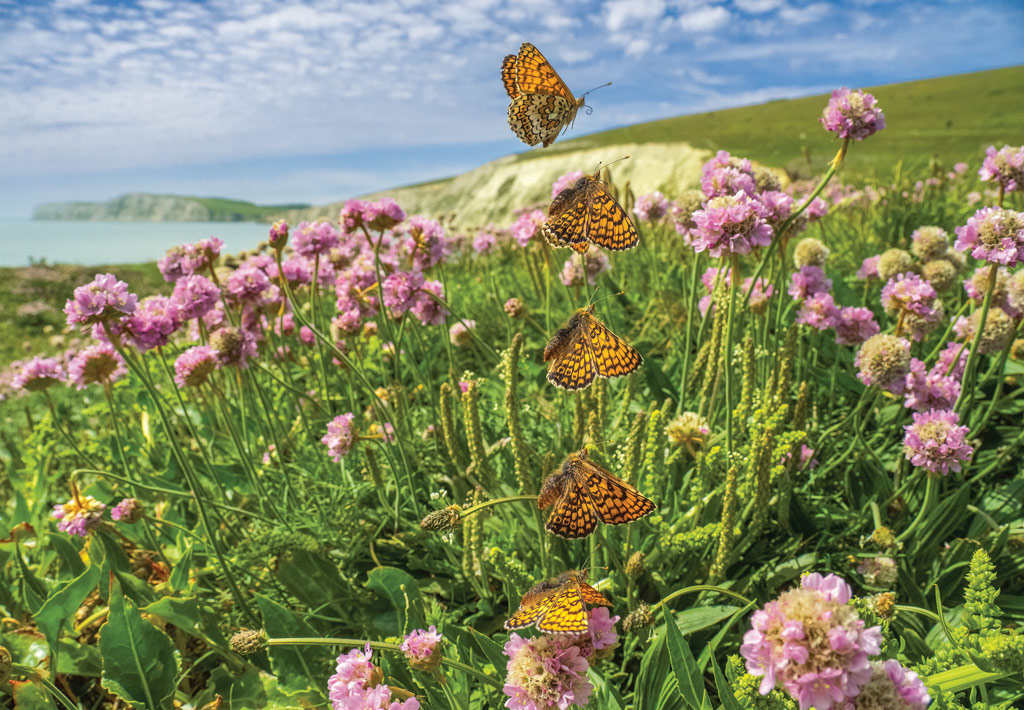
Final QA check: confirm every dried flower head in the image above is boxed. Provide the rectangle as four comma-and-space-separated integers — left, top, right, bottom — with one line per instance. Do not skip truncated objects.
834, 307, 880, 346
504, 297, 526, 318
855, 334, 911, 394
625, 551, 647, 579
622, 603, 654, 634
857, 557, 898, 587
876, 249, 913, 282
665, 411, 710, 450
229, 629, 266, 655
910, 226, 950, 262
420, 505, 462, 532
793, 237, 830, 268
870, 526, 896, 550
921, 259, 957, 292
954, 307, 1017, 355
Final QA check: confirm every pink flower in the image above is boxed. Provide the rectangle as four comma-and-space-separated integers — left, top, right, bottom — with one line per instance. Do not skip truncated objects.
880, 273, 943, 341
473, 230, 498, 254
503, 634, 593, 710
756, 190, 793, 226
68, 343, 127, 390
936, 341, 969, 379
401, 626, 443, 671
226, 264, 272, 303
855, 334, 911, 394
834, 307, 879, 346
52, 495, 106, 537
382, 270, 426, 316
805, 197, 829, 221
322, 413, 357, 462
559, 251, 610, 287
403, 216, 448, 271
278, 256, 314, 287
633, 191, 671, 221
856, 255, 880, 281
172, 274, 220, 321
64, 273, 138, 327
12, 356, 64, 392
954, 206, 1024, 267
327, 644, 420, 710
691, 191, 773, 257
789, 266, 832, 300
293, 220, 341, 258
796, 292, 839, 330
449, 320, 475, 347
978, 144, 1024, 193
903, 357, 959, 412
110, 498, 143, 524
268, 219, 289, 250
819, 88, 885, 140
174, 345, 220, 388
743, 276, 775, 315
552, 170, 585, 199
409, 280, 447, 326
903, 409, 973, 475
511, 209, 546, 247
123, 295, 183, 352
700, 150, 757, 198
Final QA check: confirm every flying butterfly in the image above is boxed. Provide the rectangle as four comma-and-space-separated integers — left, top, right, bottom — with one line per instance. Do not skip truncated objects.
504, 569, 611, 634
539, 447, 657, 539
543, 167, 639, 254
543, 304, 642, 391
502, 43, 604, 148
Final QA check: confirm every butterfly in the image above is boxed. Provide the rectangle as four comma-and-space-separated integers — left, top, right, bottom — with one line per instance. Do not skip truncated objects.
543, 169, 639, 254
504, 569, 611, 633
539, 447, 657, 539
502, 43, 586, 148
543, 304, 642, 391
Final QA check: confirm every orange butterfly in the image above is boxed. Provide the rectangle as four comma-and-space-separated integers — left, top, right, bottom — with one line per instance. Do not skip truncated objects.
539, 447, 657, 539
543, 169, 639, 254
504, 569, 611, 633
502, 43, 586, 148
543, 305, 642, 391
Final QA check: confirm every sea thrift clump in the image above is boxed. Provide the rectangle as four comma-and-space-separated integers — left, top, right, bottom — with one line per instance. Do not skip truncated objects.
64, 273, 138, 327
819, 87, 886, 140
633, 191, 671, 221
503, 634, 593, 709
856, 255, 880, 281
52, 496, 106, 537
796, 292, 840, 330
322, 413, 357, 462
124, 295, 182, 351
856, 334, 911, 394
293, 221, 341, 258
401, 626, 443, 672
789, 265, 832, 300
876, 249, 913, 281
449, 321, 475, 347
172, 274, 220, 320
954, 307, 1016, 355
511, 209, 546, 247
910, 226, 950, 262
903, 357, 959, 412
552, 170, 585, 199
849, 659, 930, 709
560, 251, 610, 287
12, 356, 64, 391
740, 573, 881, 709
793, 238, 829, 268
834, 308, 880, 346
978, 144, 1024, 193
880, 273, 943, 341
903, 409, 973, 475
110, 498, 144, 524
954, 207, 1024, 266
691, 191, 773, 257
174, 345, 220, 388
700, 150, 757, 198
382, 270, 425, 316
68, 343, 127, 390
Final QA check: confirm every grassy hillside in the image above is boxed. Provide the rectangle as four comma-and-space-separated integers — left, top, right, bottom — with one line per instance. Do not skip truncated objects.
33, 193, 310, 222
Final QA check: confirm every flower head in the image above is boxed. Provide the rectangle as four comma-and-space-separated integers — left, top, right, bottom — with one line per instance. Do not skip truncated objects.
511, 209, 546, 247
700, 150, 757, 198
743, 276, 775, 315
978, 144, 1024, 193
691, 191, 773, 257
52, 495, 106, 536
856, 334, 911, 394
68, 343, 127, 390
323, 413, 357, 462
820, 87, 886, 140
880, 273, 943, 341
64, 273, 138, 327
504, 298, 526, 318
954, 307, 1016, 354
954, 207, 1024, 267
834, 307, 880, 346
382, 270, 425, 316
124, 295, 183, 351
268, 220, 289, 250
797, 292, 839, 330
172, 274, 220, 321
793, 237, 829, 268
849, 659, 930, 710
922, 259, 958, 292
293, 220, 341, 258
409, 279, 447, 326
401, 626, 443, 672
665, 411, 711, 450
856, 557, 898, 587
560, 251, 610, 287
503, 634, 593, 710
110, 498, 144, 524
209, 326, 259, 368
671, 189, 705, 243
856, 255, 880, 281
327, 644, 419, 710
910, 226, 950, 262
226, 264, 272, 303
449, 321, 475, 347
633, 191, 671, 221
174, 345, 220, 388
903, 409, 973, 475
903, 357, 959, 412
12, 356, 64, 392
789, 265, 832, 301
876, 248, 913, 282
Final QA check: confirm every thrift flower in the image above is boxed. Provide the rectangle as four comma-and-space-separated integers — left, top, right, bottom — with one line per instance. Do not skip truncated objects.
954, 207, 1024, 267
511, 209, 546, 247
323, 413, 357, 462
857, 557, 898, 587
910, 226, 949, 262
953, 307, 1016, 354
409, 280, 447, 326
209, 326, 259, 368
793, 237, 829, 268
552, 170, 585, 199
903, 409, 973, 475
743, 276, 775, 315
174, 345, 220, 388
789, 265, 832, 300
268, 219, 289, 250
700, 150, 757, 198
880, 273, 943, 341
382, 270, 425, 316
820, 87, 886, 140
796, 292, 840, 330
978, 145, 1024, 193
849, 659, 930, 710
936, 341, 969, 379
856, 255, 880, 281
903, 357, 959, 412
876, 249, 913, 282
124, 295, 183, 351
503, 633, 593, 710
12, 356, 64, 392
633, 191, 670, 221
834, 307, 880, 346
64, 273, 138, 327
671, 189, 705, 243
327, 644, 419, 710
473, 230, 497, 254
856, 334, 911, 394
110, 498, 144, 524
401, 626, 443, 672
921, 259, 958, 292
68, 343, 127, 390
226, 264, 271, 303
691, 191, 773, 257
504, 298, 526, 318
172, 274, 220, 320
756, 190, 794, 227
449, 321, 475, 347
52, 495, 106, 536
293, 220, 341, 258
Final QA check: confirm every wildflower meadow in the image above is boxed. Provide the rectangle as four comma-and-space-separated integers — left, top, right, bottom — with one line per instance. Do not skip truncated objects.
3, 78, 1024, 710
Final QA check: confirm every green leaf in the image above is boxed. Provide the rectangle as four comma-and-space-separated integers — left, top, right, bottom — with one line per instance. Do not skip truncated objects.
142, 595, 202, 635
168, 541, 194, 592
254, 593, 331, 695
99, 575, 179, 710
663, 606, 709, 709
48, 534, 85, 577
14, 544, 47, 612
35, 562, 99, 650
710, 652, 743, 710
672, 606, 741, 636
365, 566, 426, 634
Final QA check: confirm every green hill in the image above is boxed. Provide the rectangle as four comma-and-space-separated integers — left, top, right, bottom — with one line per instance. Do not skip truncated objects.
33, 193, 309, 222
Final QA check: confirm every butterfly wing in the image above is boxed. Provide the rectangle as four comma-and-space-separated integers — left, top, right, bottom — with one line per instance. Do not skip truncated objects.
512, 43, 575, 101
505, 594, 554, 630
546, 325, 597, 391
586, 312, 643, 380
536, 583, 589, 634
587, 185, 639, 251
578, 580, 613, 607
542, 189, 591, 253
508, 93, 573, 148
579, 458, 657, 525
501, 53, 520, 99
543, 461, 599, 539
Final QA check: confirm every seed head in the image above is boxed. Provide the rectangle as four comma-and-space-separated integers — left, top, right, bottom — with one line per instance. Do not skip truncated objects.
793, 237, 830, 268
921, 259, 957, 292
877, 248, 914, 281
230, 629, 266, 655
420, 505, 462, 532
622, 603, 654, 634
625, 551, 647, 579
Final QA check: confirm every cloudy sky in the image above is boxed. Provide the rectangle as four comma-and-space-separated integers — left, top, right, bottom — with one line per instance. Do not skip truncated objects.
1, 0, 1021, 218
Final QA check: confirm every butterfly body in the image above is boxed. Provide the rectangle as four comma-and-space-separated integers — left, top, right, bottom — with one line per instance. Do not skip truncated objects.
504, 569, 611, 633
543, 171, 639, 254
543, 305, 642, 391
502, 43, 586, 148
539, 447, 657, 539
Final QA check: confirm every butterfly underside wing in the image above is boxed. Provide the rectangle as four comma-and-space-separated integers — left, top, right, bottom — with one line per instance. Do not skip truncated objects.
543, 306, 642, 391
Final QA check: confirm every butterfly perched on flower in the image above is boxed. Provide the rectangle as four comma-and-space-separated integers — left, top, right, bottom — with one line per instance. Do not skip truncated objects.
502, 43, 586, 148
539, 447, 657, 539
543, 304, 642, 391
505, 569, 611, 633
543, 169, 639, 254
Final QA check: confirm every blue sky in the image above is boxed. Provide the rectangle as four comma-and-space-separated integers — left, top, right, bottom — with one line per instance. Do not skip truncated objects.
1, 0, 1022, 218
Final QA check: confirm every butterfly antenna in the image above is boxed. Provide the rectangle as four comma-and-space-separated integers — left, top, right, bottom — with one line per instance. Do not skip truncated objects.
580, 82, 612, 99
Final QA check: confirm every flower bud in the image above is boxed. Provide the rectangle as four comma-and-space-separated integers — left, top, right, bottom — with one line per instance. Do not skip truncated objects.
110, 498, 144, 524
268, 220, 289, 251
503, 297, 526, 318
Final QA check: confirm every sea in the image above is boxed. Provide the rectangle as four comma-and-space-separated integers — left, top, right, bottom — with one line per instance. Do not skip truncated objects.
0, 219, 272, 267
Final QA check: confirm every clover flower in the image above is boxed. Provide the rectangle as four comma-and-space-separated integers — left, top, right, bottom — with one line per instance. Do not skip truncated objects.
856, 334, 911, 394
793, 237, 829, 268
12, 356, 64, 392
797, 292, 840, 330
552, 170, 585, 199
68, 343, 127, 390
322, 413, 357, 462
789, 265, 832, 301
511, 209, 546, 247
903, 409, 973, 475
64, 273, 138, 327
880, 273, 943, 341
560, 251, 610, 287
691, 191, 773, 257
110, 498, 144, 524
700, 150, 757, 198
856, 255, 880, 281
401, 626, 443, 672
834, 307, 880, 346
849, 659, 930, 710
903, 357, 959, 412
954, 207, 1024, 267
978, 144, 1024, 193
741, 573, 881, 709
293, 220, 341, 258
910, 226, 950, 262
820, 87, 886, 140
52, 495, 106, 537
449, 321, 475, 347
171, 274, 220, 321
174, 345, 220, 388
633, 191, 671, 221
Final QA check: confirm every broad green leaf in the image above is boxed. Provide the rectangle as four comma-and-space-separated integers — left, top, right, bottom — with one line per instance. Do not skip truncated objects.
9, 678, 56, 710
663, 606, 709, 709
55, 637, 103, 677
48, 534, 85, 577
14, 544, 47, 612
710, 652, 743, 710
168, 541, 194, 591
254, 593, 331, 696
99, 575, 178, 710
35, 562, 99, 650
672, 605, 741, 636
143, 595, 202, 635
366, 565, 426, 634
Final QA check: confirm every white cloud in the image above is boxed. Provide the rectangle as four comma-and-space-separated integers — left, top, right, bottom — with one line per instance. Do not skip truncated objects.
732, 0, 784, 13
604, 0, 666, 32
778, 2, 829, 24
679, 5, 731, 31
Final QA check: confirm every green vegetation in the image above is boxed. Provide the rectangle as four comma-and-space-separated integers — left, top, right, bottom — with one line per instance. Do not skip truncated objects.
192, 196, 312, 221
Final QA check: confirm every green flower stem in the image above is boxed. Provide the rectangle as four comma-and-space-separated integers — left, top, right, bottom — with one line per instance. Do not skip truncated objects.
101, 384, 135, 484
265, 637, 503, 690
309, 253, 334, 411
460, 495, 539, 518
896, 473, 937, 543
955, 263, 999, 416
43, 390, 96, 467
242, 370, 297, 509
724, 253, 740, 454
677, 253, 702, 415
651, 584, 753, 613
